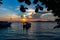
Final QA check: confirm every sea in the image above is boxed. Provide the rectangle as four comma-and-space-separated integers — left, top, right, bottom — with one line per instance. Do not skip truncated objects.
0, 22, 60, 40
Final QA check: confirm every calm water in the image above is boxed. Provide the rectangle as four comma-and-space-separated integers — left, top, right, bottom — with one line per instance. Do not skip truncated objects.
0, 22, 60, 40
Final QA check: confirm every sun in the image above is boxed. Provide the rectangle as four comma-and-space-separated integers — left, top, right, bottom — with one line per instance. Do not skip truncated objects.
21, 18, 27, 22
22, 18, 26, 21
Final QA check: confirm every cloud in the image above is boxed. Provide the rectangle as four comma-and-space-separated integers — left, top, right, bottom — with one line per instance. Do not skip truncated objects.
40, 13, 55, 18
32, 13, 41, 18
0, 7, 18, 18
22, 8, 53, 18
43, 8, 47, 11
22, 8, 36, 18
21, 8, 54, 19
25, 8, 36, 15
26, 8, 35, 12
0, 7, 7, 10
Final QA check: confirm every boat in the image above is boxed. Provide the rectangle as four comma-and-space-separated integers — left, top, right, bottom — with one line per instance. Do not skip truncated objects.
0, 21, 11, 28
23, 22, 31, 29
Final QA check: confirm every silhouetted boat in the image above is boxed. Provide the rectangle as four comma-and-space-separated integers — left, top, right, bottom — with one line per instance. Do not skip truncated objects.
23, 22, 31, 30
0, 21, 11, 28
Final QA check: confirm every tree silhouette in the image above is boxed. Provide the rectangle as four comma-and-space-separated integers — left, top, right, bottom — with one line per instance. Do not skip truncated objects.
40, 0, 60, 28
39, 0, 60, 17
18, 0, 31, 12
18, 0, 31, 5
18, 0, 43, 13
20, 5, 28, 12
18, 0, 24, 3
35, 4, 43, 13
25, 0, 31, 5
33, 0, 38, 4
18, 0, 60, 19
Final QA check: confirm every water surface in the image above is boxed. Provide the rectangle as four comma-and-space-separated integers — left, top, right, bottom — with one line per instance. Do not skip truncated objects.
0, 22, 60, 40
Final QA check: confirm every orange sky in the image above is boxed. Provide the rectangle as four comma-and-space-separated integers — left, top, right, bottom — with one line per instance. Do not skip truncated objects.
0, 17, 55, 22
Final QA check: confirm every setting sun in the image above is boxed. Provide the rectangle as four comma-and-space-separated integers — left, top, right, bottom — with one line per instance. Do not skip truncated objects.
21, 18, 27, 22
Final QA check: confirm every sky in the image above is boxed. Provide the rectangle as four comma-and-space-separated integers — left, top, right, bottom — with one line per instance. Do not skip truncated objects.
0, 0, 56, 19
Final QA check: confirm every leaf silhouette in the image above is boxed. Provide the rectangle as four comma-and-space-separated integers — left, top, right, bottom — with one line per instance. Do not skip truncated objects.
20, 5, 28, 12
25, 0, 31, 5
33, 0, 38, 4
35, 7, 38, 13
0, 2, 2, 4
35, 4, 43, 13
18, 0, 24, 3
40, 0, 60, 17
